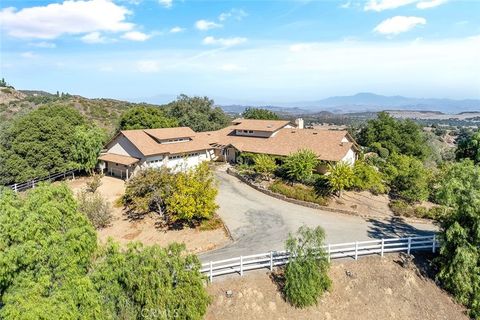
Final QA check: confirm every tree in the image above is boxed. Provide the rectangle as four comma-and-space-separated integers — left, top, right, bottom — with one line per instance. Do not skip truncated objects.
91, 241, 210, 320
284, 226, 331, 308
77, 189, 112, 229
166, 162, 218, 222
383, 154, 429, 202
352, 161, 386, 194
252, 153, 277, 178
456, 130, 480, 164
434, 161, 480, 319
118, 105, 178, 130
71, 125, 107, 172
242, 107, 280, 120
282, 149, 319, 182
358, 112, 430, 160
326, 161, 354, 197
165, 94, 230, 132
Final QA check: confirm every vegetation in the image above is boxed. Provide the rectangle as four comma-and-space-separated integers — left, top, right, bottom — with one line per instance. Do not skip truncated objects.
455, 129, 480, 164
86, 173, 103, 193
118, 105, 178, 130
282, 149, 319, 182
242, 107, 280, 120
0, 105, 106, 185
165, 94, 230, 132
352, 160, 386, 194
0, 184, 209, 319
269, 180, 328, 206
123, 163, 218, 225
389, 200, 444, 220
434, 161, 480, 319
77, 189, 112, 229
358, 112, 430, 160
326, 162, 354, 197
284, 226, 331, 308
252, 153, 277, 178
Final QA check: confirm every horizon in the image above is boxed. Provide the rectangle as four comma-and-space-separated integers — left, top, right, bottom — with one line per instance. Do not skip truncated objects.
1, 0, 480, 102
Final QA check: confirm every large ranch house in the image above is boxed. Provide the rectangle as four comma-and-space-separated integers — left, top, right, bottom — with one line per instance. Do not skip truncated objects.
98, 118, 359, 179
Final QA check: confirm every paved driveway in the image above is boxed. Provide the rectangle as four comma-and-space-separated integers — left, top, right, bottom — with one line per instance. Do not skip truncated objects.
200, 169, 438, 262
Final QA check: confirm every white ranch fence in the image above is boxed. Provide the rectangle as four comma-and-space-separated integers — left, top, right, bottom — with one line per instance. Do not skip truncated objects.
6, 169, 77, 193
201, 235, 439, 282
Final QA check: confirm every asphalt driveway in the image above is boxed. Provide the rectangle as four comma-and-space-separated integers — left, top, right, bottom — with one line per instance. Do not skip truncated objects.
200, 169, 438, 262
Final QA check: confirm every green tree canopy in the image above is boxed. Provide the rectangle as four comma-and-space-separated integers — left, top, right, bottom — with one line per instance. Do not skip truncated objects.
456, 130, 480, 164
358, 112, 430, 160
326, 162, 354, 197
252, 153, 277, 178
284, 226, 331, 308
242, 107, 280, 120
282, 149, 319, 182
118, 105, 178, 130
0, 105, 107, 185
352, 160, 387, 194
165, 94, 230, 132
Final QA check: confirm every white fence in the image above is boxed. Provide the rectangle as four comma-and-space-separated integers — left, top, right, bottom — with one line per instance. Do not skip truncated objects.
6, 169, 77, 193
201, 235, 439, 282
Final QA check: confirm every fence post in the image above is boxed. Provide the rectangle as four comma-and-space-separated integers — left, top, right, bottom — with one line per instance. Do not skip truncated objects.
327, 244, 331, 262
72, 171, 75, 180
432, 235, 436, 253
354, 241, 358, 260
407, 237, 412, 255
269, 251, 273, 271
13, 184, 17, 193
209, 261, 213, 282
32, 180, 35, 189
240, 256, 243, 276
381, 239, 384, 257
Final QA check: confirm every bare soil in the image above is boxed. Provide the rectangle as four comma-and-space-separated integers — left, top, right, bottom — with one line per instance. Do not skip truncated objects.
67, 176, 230, 254
328, 190, 393, 218
206, 254, 468, 320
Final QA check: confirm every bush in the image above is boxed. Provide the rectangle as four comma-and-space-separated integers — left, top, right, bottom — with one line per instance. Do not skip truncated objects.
282, 149, 319, 182
389, 200, 445, 220
252, 154, 276, 178
86, 173, 103, 193
326, 162, 354, 197
284, 226, 331, 308
269, 180, 328, 206
352, 161, 387, 194
77, 190, 112, 228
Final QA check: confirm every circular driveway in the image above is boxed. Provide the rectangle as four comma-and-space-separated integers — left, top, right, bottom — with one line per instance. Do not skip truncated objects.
200, 170, 438, 262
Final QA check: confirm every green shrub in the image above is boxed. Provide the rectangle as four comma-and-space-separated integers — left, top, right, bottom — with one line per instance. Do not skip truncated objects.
352, 161, 387, 194
326, 162, 354, 197
269, 180, 328, 206
77, 189, 112, 229
389, 200, 444, 220
282, 149, 319, 182
86, 173, 103, 193
284, 226, 331, 308
252, 154, 276, 178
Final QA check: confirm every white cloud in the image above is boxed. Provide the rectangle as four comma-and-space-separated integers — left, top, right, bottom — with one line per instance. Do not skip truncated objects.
20, 51, 37, 58
136, 60, 160, 73
365, 0, 417, 11
0, 0, 134, 39
195, 20, 222, 31
289, 43, 314, 52
220, 64, 244, 72
340, 1, 351, 8
416, 0, 448, 9
374, 16, 426, 35
30, 41, 56, 48
219, 9, 247, 22
122, 31, 150, 41
169, 26, 184, 33
202, 36, 247, 47
158, 0, 173, 8
81, 32, 108, 44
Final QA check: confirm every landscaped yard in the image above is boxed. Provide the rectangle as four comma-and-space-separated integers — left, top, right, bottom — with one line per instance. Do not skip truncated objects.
67, 176, 230, 253
206, 253, 468, 320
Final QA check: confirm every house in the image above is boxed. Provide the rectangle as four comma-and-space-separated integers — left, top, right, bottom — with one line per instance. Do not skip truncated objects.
98, 118, 358, 179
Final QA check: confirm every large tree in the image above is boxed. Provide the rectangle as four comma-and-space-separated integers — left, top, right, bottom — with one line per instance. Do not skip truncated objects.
242, 107, 280, 120
118, 105, 178, 130
456, 130, 480, 164
166, 94, 230, 132
358, 112, 430, 160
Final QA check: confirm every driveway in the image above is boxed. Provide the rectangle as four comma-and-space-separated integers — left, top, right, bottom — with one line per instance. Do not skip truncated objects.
200, 169, 438, 262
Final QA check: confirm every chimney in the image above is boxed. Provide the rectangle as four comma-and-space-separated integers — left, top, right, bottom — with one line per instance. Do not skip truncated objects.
295, 118, 304, 129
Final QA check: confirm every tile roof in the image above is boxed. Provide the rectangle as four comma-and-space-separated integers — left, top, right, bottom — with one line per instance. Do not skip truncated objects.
98, 153, 140, 166
143, 127, 195, 140
231, 118, 291, 132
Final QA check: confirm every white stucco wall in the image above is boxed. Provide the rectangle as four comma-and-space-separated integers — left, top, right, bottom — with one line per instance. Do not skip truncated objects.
107, 135, 144, 159
341, 148, 357, 166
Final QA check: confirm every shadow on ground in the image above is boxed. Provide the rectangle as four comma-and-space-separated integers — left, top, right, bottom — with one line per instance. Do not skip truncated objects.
367, 217, 437, 239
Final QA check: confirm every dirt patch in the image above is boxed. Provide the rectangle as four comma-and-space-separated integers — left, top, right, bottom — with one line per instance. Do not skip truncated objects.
67, 176, 230, 254
328, 190, 393, 218
206, 254, 468, 320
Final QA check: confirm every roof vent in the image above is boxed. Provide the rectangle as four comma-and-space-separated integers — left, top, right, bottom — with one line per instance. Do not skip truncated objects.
267, 125, 273, 128
291, 130, 296, 133
313, 132, 318, 135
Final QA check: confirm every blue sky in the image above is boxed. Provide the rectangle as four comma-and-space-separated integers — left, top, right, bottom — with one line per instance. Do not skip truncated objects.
1, 0, 479, 104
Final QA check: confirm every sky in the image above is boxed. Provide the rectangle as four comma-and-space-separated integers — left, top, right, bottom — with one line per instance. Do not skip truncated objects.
0, 0, 479, 104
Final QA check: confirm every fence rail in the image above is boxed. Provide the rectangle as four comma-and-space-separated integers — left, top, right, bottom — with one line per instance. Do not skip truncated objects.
6, 169, 77, 192
201, 235, 438, 282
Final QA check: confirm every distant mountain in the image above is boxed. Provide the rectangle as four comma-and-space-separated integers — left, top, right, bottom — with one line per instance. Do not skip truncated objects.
286, 93, 480, 114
